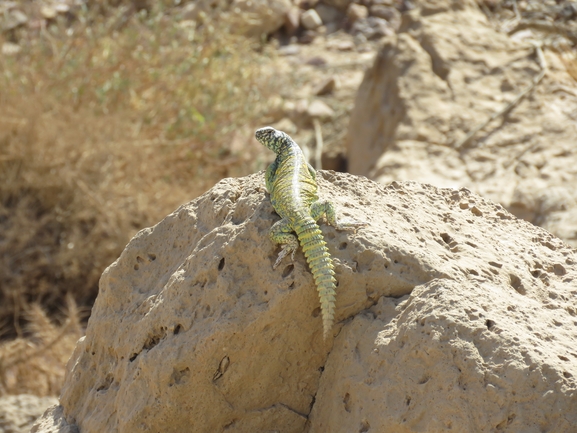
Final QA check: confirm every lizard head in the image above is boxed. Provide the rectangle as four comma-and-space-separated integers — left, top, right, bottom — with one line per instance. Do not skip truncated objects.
255, 127, 291, 154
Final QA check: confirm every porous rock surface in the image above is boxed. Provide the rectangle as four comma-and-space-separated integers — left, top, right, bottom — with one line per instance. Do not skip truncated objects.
345, 0, 577, 247
33, 172, 577, 432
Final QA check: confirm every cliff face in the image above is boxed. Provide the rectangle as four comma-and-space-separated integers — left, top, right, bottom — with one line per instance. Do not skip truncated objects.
34, 172, 577, 433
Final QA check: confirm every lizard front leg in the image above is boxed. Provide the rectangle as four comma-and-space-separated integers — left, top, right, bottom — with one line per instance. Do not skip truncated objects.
269, 218, 299, 269
310, 200, 368, 231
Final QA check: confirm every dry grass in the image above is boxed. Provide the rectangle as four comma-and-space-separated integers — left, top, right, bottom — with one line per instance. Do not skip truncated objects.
0, 3, 280, 395
0, 296, 83, 396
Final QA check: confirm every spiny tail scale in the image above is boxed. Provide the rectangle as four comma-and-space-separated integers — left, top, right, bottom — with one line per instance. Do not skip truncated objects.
294, 216, 336, 339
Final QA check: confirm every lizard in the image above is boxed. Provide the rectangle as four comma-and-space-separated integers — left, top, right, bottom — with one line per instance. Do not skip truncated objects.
255, 126, 367, 339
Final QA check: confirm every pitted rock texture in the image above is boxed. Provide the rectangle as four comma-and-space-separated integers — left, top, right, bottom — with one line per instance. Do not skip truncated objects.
32, 173, 577, 433
345, 0, 577, 247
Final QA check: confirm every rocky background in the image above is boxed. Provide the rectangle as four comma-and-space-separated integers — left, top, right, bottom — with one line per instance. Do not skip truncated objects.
1, 0, 577, 432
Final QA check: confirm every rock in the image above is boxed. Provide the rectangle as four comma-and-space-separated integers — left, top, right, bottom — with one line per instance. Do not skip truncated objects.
284, 6, 300, 34
314, 76, 339, 95
351, 16, 394, 39
301, 9, 322, 30
347, 3, 369, 22
30, 405, 79, 433
278, 44, 300, 56
345, 3, 577, 247
0, 394, 58, 433
369, 5, 401, 30
2, 41, 21, 56
31, 174, 577, 432
307, 99, 335, 119
326, 38, 355, 51
1, 9, 27, 31
40, 6, 57, 19
309, 275, 577, 431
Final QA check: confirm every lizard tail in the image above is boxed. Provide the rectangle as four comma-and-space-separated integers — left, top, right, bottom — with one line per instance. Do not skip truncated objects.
295, 216, 336, 339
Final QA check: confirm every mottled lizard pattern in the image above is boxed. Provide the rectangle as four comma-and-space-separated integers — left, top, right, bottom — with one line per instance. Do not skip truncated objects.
255, 127, 366, 339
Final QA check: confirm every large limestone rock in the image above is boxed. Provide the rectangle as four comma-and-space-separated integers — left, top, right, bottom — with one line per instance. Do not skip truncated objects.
345, 0, 577, 247
33, 173, 577, 432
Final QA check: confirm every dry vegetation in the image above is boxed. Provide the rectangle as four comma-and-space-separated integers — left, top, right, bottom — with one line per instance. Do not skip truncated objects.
0, 2, 281, 395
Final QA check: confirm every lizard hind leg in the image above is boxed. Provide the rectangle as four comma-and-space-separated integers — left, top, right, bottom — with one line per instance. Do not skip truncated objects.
310, 200, 368, 231
269, 218, 299, 269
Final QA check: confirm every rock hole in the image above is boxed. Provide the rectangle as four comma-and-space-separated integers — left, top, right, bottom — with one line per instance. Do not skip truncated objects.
558, 355, 569, 362
336, 280, 340, 288
359, 420, 370, 433
218, 258, 225, 271
288, 282, 295, 290
312, 307, 321, 318
96, 374, 114, 392
465, 241, 477, 248
486, 319, 496, 331
143, 329, 167, 351
471, 206, 483, 216
488, 261, 503, 268
148, 253, 156, 261
352, 260, 358, 272
563, 371, 573, 378
264, 290, 268, 295
339, 242, 348, 250
440, 233, 453, 245
129, 353, 138, 362
469, 269, 479, 276
134, 264, 139, 271
282, 264, 294, 278
405, 396, 411, 406
509, 274, 526, 295
531, 270, 541, 278
544, 241, 556, 251
417, 375, 430, 385
174, 324, 182, 335
553, 263, 566, 276
343, 393, 351, 412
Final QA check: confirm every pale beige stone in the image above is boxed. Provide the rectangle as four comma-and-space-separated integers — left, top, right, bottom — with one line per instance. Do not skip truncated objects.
301, 9, 323, 30
32, 174, 577, 432
346, 3, 368, 22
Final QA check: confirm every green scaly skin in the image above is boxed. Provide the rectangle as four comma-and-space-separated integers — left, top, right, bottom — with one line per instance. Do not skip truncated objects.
255, 127, 366, 339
